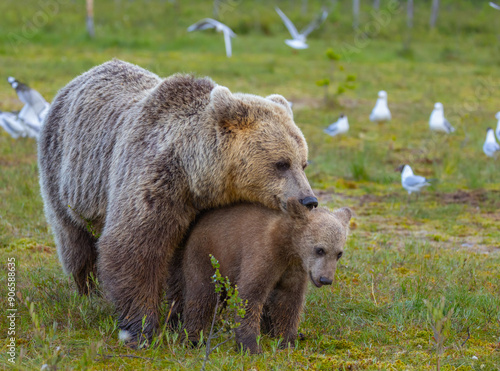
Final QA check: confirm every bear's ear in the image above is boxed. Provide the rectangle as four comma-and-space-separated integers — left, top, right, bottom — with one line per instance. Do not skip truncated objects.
333, 207, 353, 228
286, 198, 308, 220
266, 94, 293, 116
210, 86, 252, 131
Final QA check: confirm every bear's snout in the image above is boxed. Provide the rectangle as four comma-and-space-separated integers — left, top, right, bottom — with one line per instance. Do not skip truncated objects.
319, 277, 333, 285
300, 196, 318, 209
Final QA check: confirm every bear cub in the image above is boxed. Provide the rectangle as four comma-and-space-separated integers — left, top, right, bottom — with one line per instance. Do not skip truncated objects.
166, 199, 352, 354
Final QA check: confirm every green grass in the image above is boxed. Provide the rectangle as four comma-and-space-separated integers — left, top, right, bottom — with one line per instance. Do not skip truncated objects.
1, 0, 500, 369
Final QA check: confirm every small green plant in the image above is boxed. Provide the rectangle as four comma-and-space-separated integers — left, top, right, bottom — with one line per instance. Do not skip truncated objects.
316, 48, 356, 106
201, 255, 247, 371
424, 296, 455, 371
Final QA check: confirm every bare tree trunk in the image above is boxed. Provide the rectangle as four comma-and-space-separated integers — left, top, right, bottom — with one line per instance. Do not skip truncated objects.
353, 0, 360, 29
404, 0, 413, 50
86, 0, 95, 38
213, 0, 220, 19
407, 0, 413, 28
373, 0, 380, 11
430, 0, 439, 29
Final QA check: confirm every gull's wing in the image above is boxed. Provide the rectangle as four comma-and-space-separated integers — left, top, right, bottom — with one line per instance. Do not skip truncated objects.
403, 175, 429, 187
275, 7, 301, 39
484, 142, 500, 153
187, 18, 217, 32
490, 2, 500, 10
443, 119, 455, 133
324, 125, 339, 136
0, 111, 25, 138
223, 30, 232, 57
300, 9, 328, 37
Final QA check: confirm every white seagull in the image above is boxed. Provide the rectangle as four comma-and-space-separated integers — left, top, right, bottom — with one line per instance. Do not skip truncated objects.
275, 7, 328, 50
495, 112, 500, 142
397, 164, 432, 195
187, 18, 236, 57
369, 90, 391, 123
483, 127, 500, 157
8, 77, 50, 120
489, 2, 500, 10
429, 102, 455, 133
324, 114, 349, 137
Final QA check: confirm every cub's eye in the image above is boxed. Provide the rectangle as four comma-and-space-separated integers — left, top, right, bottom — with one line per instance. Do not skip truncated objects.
315, 248, 325, 256
337, 252, 343, 260
275, 161, 291, 171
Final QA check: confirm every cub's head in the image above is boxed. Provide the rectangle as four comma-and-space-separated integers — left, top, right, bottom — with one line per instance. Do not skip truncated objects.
209, 86, 317, 211
287, 199, 352, 288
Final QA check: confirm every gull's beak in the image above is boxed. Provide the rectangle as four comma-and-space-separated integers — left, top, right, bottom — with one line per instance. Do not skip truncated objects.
395, 165, 404, 173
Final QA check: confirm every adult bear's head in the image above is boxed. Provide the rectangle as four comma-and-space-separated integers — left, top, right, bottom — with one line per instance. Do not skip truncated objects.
209, 85, 317, 211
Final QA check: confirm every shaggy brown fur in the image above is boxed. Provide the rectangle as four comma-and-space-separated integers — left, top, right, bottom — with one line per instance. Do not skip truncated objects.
37, 59, 317, 342
166, 199, 351, 354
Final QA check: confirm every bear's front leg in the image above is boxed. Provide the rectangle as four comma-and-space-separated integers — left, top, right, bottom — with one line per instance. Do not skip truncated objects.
264, 266, 308, 349
98, 201, 194, 346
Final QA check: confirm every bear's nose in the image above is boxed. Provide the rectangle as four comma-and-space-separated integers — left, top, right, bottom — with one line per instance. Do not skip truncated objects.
300, 196, 318, 209
319, 277, 333, 285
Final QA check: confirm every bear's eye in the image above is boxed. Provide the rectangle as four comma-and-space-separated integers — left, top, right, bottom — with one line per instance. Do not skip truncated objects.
303, 161, 309, 170
337, 251, 343, 260
315, 247, 326, 256
275, 161, 291, 171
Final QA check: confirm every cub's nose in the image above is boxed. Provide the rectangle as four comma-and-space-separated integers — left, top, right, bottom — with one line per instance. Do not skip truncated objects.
319, 277, 333, 285
300, 196, 318, 209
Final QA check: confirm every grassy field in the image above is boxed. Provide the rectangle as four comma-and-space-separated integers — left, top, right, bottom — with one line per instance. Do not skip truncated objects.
1, 0, 500, 369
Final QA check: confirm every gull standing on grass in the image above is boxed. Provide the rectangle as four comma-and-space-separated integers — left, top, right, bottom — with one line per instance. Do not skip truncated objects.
324, 114, 349, 137
275, 7, 328, 50
429, 102, 455, 133
397, 164, 432, 195
489, 2, 500, 10
369, 90, 391, 124
483, 127, 500, 157
187, 18, 236, 57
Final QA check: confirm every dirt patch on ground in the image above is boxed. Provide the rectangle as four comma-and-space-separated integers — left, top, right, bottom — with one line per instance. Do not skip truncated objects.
439, 189, 498, 207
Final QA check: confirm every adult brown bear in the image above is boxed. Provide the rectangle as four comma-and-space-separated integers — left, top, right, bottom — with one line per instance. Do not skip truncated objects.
38, 59, 317, 343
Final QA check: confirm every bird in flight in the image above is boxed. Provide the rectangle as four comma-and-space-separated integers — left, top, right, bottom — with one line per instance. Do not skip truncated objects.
275, 7, 328, 49
187, 18, 236, 58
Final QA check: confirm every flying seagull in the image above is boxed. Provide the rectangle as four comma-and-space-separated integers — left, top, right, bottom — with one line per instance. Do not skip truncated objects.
275, 7, 328, 50
187, 18, 236, 57
483, 127, 500, 157
8, 77, 50, 119
489, 2, 500, 10
429, 102, 455, 133
369, 90, 391, 124
324, 114, 349, 137
397, 164, 432, 195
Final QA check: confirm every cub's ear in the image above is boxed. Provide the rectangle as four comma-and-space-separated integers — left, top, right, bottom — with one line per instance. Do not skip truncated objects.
286, 198, 308, 220
266, 94, 293, 117
210, 86, 252, 131
333, 207, 352, 228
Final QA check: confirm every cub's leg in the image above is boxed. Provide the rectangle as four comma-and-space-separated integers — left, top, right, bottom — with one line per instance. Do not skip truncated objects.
182, 284, 218, 346
264, 265, 308, 348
